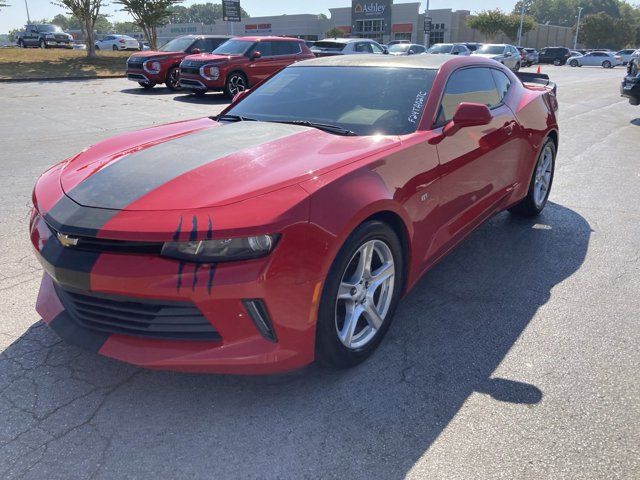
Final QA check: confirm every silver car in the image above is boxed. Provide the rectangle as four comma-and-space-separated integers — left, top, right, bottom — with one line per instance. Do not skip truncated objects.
567, 51, 623, 68
311, 38, 386, 56
616, 49, 638, 66
472, 43, 521, 71
426, 43, 471, 56
387, 43, 426, 56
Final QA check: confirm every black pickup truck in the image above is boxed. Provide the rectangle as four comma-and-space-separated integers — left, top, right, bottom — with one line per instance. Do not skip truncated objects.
17, 24, 73, 49
621, 58, 640, 106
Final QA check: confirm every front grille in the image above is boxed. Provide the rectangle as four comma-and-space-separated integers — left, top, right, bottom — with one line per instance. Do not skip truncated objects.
56, 285, 220, 341
127, 59, 145, 69
180, 66, 201, 75
47, 223, 163, 254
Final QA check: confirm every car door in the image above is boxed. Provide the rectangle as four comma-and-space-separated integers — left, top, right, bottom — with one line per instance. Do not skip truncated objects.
247, 41, 290, 83
25, 26, 37, 46
430, 66, 524, 256
584, 52, 599, 66
354, 42, 373, 55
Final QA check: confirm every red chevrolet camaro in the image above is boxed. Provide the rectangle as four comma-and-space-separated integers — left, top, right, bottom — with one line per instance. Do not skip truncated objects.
31, 55, 558, 374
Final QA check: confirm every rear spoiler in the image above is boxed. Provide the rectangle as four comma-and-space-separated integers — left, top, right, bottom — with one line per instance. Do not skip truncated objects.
515, 72, 557, 96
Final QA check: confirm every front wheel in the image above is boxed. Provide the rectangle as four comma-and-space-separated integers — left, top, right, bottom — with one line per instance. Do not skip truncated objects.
39, 39, 46, 49
315, 220, 404, 368
509, 138, 556, 216
18, 39, 24, 48
223, 72, 248, 98
602, 60, 612, 68
112, 45, 118, 51
165, 67, 181, 91
138, 82, 155, 90
513, 62, 521, 72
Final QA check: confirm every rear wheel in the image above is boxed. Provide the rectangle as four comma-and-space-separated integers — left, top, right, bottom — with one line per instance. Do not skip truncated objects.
165, 67, 181, 91
509, 138, 556, 216
39, 38, 46, 49
514, 61, 521, 72
570, 59, 579, 67
553, 58, 561, 66
95, 45, 100, 51
315, 220, 404, 368
603, 60, 612, 68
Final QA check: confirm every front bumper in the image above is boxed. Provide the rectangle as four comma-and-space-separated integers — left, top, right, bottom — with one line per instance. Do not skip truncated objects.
621, 76, 640, 105
30, 204, 323, 374
126, 67, 163, 85
179, 72, 224, 92
46, 40, 72, 48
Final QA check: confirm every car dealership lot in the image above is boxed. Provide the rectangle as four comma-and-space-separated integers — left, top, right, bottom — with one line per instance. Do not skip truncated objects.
0, 67, 638, 479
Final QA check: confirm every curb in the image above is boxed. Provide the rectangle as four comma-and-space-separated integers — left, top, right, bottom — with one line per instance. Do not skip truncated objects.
0, 74, 125, 83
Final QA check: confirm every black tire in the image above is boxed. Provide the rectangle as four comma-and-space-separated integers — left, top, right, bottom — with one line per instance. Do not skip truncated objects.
112, 45, 118, 51
165, 67, 181, 91
514, 62, 521, 72
509, 137, 556, 217
315, 220, 405, 369
95, 45, 100, 51
602, 60, 612, 68
553, 58, 561, 66
223, 71, 248, 98
570, 59, 579, 67
39, 38, 46, 49
138, 82, 155, 90
18, 39, 24, 48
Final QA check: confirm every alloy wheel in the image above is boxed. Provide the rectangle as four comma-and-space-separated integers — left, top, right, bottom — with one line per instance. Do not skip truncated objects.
167, 68, 181, 90
228, 74, 246, 96
335, 239, 395, 350
533, 144, 554, 208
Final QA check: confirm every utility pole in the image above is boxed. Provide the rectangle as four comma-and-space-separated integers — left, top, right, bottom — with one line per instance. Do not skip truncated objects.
574, 7, 583, 50
423, 0, 430, 49
24, 0, 31, 23
517, 1, 526, 46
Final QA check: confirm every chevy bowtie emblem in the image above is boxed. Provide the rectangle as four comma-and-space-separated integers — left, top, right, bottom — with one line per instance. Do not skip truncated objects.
57, 232, 79, 247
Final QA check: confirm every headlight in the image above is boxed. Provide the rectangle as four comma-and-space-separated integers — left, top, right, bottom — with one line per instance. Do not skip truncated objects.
143, 60, 161, 74
161, 234, 279, 263
199, 64, 220, 80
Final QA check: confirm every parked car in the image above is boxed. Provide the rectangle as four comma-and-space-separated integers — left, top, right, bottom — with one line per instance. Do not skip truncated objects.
538, 46, 572, 66
17, 24, 73, 49
523, 48, 539, 66
472, 43, 521, 71
427, 43, 471, 56
179, 36, 314, 97
387, 40, 411, 46
95, 35, 140, 51
621, 57, 640, 105
126, 35, 233, 91
30, 54, 558, 374
305, 40, 316, 49
567, 51, 623, 68
616, 49, 637, 65
311, 38, 387, 56
387, 43, 426, 55
462, 42, 482, 52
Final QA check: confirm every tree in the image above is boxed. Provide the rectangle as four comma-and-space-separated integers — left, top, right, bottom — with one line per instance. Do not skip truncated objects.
51, 13, 111, 33
501, 14, 537, 43
112, 21, 141, 33
52, 0, 105, 57
325, 27, 345, 38
114, 0, 184, 50
578, 11, 634, 49
468, 9, 506, 42
0, 1, 10, 10
8, 28, 21, 42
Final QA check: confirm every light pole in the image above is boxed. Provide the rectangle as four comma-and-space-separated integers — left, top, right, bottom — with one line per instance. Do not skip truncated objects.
423, 0, 430, 49
24, 0, 31, 23
574, 7, 583, 50
517, 1, 526, 46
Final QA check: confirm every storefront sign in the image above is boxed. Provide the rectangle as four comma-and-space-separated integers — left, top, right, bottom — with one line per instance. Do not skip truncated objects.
222, 0, 241, 22
423, 16, 432, 33
244, 23, 272, 33
351, 1, 392, 35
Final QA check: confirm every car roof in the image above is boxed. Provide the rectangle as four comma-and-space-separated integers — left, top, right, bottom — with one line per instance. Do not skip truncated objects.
237, 36, 304, 42
318, 38, 374, 44
294, 53, 457, 69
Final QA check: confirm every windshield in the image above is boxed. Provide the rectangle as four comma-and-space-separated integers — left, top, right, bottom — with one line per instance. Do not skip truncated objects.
477, 45, 505, 55
38, 25, 62, 33
312, 41, 347, 51
213, 39, 255, 55
389, 44, 411, 53
428, 44, 453, 54
159, 37, 194, 52
225, 66, 436, 136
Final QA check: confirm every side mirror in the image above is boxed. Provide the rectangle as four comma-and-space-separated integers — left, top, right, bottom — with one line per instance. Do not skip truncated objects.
452, 51, 459, 55
252, 51, 262, 59
191, 48, 201, 54
505, 51, 513, 57
382, 47, 389, 54
231, 89, 250, 103
407, 50, 414, 55
443, 103, 492, 137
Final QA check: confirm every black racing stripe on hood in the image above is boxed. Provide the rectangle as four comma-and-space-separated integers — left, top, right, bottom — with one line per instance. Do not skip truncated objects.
66, 121, 308, 211
45, 195, 119, 237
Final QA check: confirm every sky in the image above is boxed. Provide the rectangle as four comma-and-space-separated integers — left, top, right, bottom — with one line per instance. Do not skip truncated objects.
0, 0, 517, 34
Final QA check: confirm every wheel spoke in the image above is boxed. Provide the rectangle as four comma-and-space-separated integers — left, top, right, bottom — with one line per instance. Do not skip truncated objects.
363, 302, 384, 330
370, 261, 394, 289
338, 282, 355, 300
339, 303, 363, 346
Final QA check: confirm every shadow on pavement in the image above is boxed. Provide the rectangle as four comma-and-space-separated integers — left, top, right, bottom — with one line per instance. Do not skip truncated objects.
0, 202, 590, 479
119, 87, 180, 96
173, 92, 230, 105
631, 118, 640, 126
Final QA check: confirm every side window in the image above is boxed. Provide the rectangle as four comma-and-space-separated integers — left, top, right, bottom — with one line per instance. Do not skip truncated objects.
415, 45, 426, 53
190, 38, 206, 51
370, 43, 384, 54
272, 41, 300, 55
255, 41, 273, 57
491, 69, 511, 102
288, 41, 302, 54
204, 38, 223, 52
436, 68, 500, 125
540, 49, 547, 56
355, 42, 372, 53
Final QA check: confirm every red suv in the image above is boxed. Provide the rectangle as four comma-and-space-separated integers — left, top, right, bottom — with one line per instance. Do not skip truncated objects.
179, 36, 314, 97
126, 35, 232, 91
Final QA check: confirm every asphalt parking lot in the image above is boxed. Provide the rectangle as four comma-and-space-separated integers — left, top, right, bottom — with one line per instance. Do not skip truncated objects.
1, 66, 639, 479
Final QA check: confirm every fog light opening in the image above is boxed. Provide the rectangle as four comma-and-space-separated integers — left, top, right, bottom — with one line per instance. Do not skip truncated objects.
243, 299, 277, 342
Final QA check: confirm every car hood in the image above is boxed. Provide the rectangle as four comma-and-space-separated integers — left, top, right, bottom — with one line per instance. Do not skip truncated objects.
128, 51, 184, 60
182, 53, 237, 64
472, 53, 503, 59
59, 118, 400, 211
